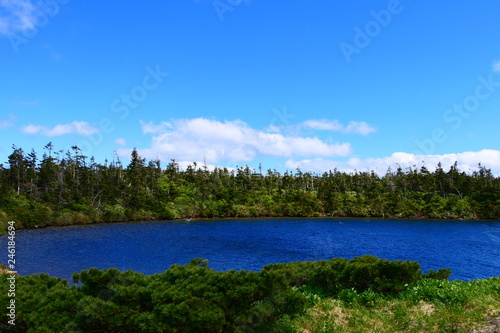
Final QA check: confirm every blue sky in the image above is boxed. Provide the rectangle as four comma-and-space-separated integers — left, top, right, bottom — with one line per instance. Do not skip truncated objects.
1, 0, 500, 174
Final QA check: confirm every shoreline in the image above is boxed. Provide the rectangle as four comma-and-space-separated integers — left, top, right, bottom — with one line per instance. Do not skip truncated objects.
2, 213, 496, 234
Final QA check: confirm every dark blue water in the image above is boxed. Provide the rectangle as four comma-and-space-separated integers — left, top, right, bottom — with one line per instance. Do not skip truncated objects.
1, 218, 498, 281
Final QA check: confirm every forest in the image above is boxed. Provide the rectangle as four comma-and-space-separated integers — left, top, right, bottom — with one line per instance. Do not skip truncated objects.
0, 142, 499, 230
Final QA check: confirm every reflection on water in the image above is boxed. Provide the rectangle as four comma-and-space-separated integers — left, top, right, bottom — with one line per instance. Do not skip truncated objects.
0, 218, 498, 281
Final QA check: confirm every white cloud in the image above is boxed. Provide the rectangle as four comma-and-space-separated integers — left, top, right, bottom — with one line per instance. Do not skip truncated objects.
119, 118, 352, 164
21, 121, 99, 137
21, 124, 42, 134
286, 149, 500, 175
0, 0, 37, 36
174, 160, 232, 172
301, 119, 376, 135
46, 122, 98, 136
115, 138, 127, 146
0, 119, 15, 129
140, 120, 172, 134
343, 121, 377, 135
493, 60, 500, 72
302, 119, 343, 131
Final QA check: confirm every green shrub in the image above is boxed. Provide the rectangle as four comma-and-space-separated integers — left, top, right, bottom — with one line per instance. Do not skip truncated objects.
424, 268, 452, 280
337, 255, 422, 295
230, 204, 251, 217
13, 201, 53, 228
296, 285, 327, 305
52, 211, 75, 226
0, 273, 82, 332
402, 279, 469, 305
337, 288, 360, 304
358, 289, 380, 307
70, 259, 308, 332
0, 211, 10, 234
262, 256, 426, 298
157, 202, 179, 220
101, 204, 126, 222
127, 208, 155, 221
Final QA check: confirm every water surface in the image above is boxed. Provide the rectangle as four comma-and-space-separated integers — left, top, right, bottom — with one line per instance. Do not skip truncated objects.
1, 218, 498, 281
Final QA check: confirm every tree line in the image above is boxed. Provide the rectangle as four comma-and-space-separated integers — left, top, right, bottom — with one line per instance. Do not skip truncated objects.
0, 143, 499, 229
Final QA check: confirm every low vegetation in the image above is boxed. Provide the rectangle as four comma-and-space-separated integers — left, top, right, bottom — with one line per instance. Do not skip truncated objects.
273, 277, 500, 332
0, 256, 498, 332
1, 143, 500, 233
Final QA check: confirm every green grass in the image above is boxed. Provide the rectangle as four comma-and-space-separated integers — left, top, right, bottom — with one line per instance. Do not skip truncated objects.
269, 277, 500, 333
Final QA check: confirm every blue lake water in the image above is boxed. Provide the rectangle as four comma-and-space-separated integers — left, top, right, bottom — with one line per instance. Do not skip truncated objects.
1, 218, 499, 281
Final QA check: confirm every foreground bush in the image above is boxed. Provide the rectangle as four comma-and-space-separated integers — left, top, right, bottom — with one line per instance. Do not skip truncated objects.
0, 258, 309, 332
1, 256, 493, 332
261, 255, 425, 296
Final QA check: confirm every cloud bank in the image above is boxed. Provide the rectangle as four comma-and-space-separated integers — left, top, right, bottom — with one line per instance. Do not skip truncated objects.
122, 118, 353, 163
117, 118, 499, 175
286, 149, 500, 175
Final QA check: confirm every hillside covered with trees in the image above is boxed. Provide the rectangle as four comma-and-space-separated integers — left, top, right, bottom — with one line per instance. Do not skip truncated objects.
1, 143, 499, 230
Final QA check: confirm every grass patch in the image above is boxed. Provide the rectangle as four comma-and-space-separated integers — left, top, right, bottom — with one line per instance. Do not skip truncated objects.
271, 277, 500, 333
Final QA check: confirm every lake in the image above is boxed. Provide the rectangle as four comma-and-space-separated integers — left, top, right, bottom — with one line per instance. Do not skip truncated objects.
1, 218, 498, 281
